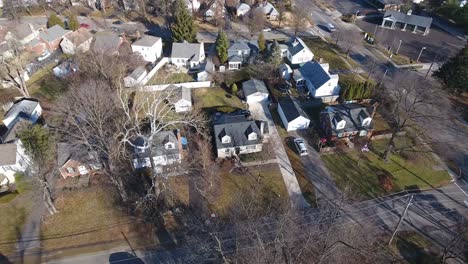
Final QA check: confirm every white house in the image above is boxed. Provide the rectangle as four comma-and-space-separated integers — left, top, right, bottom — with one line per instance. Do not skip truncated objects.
131, 130, 182, 171
236, 3, 250, 16
166, 85, 192, 113
277, 96, 310, 131
60, 28, 93, 55
293, 61, 340, 102
2, 99, 42, 132
260, 1, 279, 20
124, 66, 148, 87
171, 41, 205, 69
279, 63, 292, 80
131, 35, 163, 63
242, 79, 269, 103
0, 140, 31, 182
284, 37, 314, 65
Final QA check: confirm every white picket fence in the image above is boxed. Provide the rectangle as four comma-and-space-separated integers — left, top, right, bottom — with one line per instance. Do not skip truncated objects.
139, 57, 170, 86
138, 81, 212, 91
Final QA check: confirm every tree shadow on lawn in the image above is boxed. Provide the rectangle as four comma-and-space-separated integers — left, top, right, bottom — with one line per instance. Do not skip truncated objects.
395, 234, 439, 264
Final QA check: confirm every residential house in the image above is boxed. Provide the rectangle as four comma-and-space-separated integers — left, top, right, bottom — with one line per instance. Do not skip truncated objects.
91, 31, 123, 55
1, 99, 42, 138
171, 41, 205, 69
381, 10, 432, 35
60, 27, 93, 55
293, 61, 340, 102
284, 37, 314, 65
236, 3, 250, 16
260, 1, 279, 20
131, 130, 182, 171
0, 140, 31, 181
124, 66, 148, 87
242, 79, 269, 103
166, 85, 192, 113
57, 143, 102, 179
38, 25, 72, 52
227, 40, 258, 70
213, 113, 268, 158
277, 95, 310, 131
204, 0, 225, 19
368, 0, 403, 10
53, 60, 78, 78
131, 35, 163, 63
320, 103, 373, 141
279, 63, 292, 80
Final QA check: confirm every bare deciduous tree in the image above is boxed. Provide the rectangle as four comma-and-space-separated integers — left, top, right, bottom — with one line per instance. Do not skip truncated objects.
0, 40, 31, 97
291, 7, 310, 36
244, 7, 265, 34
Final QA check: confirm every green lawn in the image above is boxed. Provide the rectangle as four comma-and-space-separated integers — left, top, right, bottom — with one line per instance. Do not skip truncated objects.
193, 87, 245, 113
0, 173, 30, 204
322, 136, 451, 200
301, 37, 358, 70
148, 71, 194, 85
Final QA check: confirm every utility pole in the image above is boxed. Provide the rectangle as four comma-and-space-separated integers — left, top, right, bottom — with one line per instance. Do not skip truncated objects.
373, 24, 378, 37
388, 195, 414, 246
426, 51, 440, 78
396, 39, 402, 55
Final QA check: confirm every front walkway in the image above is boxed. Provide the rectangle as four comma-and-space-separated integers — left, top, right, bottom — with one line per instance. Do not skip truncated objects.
249, 102, 310, 209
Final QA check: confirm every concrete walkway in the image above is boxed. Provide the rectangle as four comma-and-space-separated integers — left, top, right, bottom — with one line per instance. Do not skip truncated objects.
249, 102, 310, 209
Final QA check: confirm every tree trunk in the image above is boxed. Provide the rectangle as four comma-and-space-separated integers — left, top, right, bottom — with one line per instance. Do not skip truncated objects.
383, 129, 397, 162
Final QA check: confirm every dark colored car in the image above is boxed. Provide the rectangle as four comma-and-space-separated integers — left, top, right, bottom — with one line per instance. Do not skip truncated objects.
80, 23, 90, 29
112, 20, 123, 25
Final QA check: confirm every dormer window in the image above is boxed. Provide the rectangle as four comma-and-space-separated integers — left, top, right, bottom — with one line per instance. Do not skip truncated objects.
165, 142, 175, 150
248, 132, 257, 141
222, 135, 231, 144
362, 117, 372, 127
336, 120, 346, 130
66, 167, 75, 174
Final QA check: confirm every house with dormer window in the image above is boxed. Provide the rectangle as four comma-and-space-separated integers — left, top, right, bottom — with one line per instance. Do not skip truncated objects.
131, 130, 182, 171
213, 113, 268, 158
283, 37, 314, 65
319, 103, 374, 141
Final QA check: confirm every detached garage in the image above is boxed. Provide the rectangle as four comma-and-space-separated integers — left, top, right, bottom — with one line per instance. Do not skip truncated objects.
277, 96, 310, 131
242, 79, 269, 103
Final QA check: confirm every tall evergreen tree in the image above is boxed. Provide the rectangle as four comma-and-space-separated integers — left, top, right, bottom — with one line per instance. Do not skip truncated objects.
268, 40, 282, 66
68, 15, 80, 31
18, 125, 51, 161
258, 32, 266, 53
47, 13, 65, 28
171, 0, 198, 42
216, 30, 229, 64
433, 45, 468, 95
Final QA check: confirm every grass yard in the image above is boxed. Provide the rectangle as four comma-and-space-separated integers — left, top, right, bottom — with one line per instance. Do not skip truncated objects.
148, 71, 194, 85
322, 136, 451, 200
41, 185, 156, 252
301, 37, 358, 70
0, 173, 34, 255
193, 87, 245, 113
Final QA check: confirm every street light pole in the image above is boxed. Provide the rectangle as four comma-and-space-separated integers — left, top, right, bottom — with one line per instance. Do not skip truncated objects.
417, 46, 426, 62
396, 40, 402, 55
353, 10, 359, 24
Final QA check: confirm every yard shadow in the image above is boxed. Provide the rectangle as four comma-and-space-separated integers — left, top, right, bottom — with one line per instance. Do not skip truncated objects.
109, 252, 144, 264
395, 235, 439, 264
0, 253, 12, 263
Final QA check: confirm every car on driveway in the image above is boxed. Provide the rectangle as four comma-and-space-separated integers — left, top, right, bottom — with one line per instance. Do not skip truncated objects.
112, 20, 123, 25
37, 52, 51, 62
294, 138, 308, 156
325, 23, 336, 32
80, 23, 90, 29
262, 27, 272, 32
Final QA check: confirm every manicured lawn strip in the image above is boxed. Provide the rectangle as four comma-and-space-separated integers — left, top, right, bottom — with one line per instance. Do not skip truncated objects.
302, 37, 359, 70
322, 137, 451, 200
148, 71, 194, 85
193, 87, 245, 113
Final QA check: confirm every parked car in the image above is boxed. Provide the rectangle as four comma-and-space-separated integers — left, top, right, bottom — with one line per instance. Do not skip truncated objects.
325, 23, 336, 32
294, 138, 308, 156
112, 20, 123, 25
37, 52, 51, 62
262, 27, 272, 32
80, 23, 90, 29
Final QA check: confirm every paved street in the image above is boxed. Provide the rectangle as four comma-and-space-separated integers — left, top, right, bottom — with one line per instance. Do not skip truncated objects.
249, 102, 310, 209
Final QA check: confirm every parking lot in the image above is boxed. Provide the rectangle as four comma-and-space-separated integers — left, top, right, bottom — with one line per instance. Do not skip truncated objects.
357, 18, 465, 63
332, 0, 377, 16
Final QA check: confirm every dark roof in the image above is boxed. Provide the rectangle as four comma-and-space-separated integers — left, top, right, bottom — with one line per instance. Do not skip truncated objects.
91, 31, 122, 54
39, 25, 71, 42
132, 130, 180, 160
0, 143, 16, 166
383, 10, 432, 28
165, 84, 191, 103
323, 103, 372, 134
214, 118, 263, 149
278, 96, 309, 122
379, 0, 403, 4
132, 35, 161, 47
56, 142, 98, 167
171, 41, 203, 61
287, 37, 311, 57
294, 61, 330, 89
228, 41, 250, 52
228, 55, 243, 63
242, 79, 269, 97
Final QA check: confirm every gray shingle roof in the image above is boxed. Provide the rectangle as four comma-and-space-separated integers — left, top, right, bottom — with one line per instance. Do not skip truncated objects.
278, 95, 309, 122
171, 41, 203, 61
92, 31, 122, 54
229, 55, 243, 63
0, 143, 17, 166
383, 10, 432, 28
132, 35, 161, 47
165, 85, 191, 103
63, 28, 93, 47
132, 130, 180, 160
294, 61, 330, 89
323, 103, 372, 134
287, 37, 311, 57
128, 66, 147, 80
4, 99, 39, 124
228, 41, 250, 52
39, 25, 71, 43
242, 79, 269, 97
214, 117, 262, 149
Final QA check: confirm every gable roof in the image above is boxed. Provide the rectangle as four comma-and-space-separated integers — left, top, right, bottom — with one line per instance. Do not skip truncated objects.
132, 35, 161, 47
278, 95, 309, 122
213, 116, 263, 149
10, 23, 41, 40
242, 79, 269, 97
62, 28, 93, 47
171, 41, 203, 61
294, 61, 331, 89
132, 130, 180, 159
0, 143, 17, 166
383, 10, 432, 28
166, 84, 191, 103
287, 37, 312, 57
228, 41, 250, 52
91, 31, 122, 54
3, 99, 39, 124
128, 66, 147, 80
323, 103, 372, 133
39, 25, 71, 43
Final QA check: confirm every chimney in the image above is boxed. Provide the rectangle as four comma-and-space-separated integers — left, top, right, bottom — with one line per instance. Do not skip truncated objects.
407, 9, 412, 16
319, 57, 324, 63
292, 38, 299, 47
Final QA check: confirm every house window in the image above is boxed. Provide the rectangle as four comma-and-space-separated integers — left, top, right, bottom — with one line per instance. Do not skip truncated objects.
165, 142, 175, 149
66, 167, 75, 174
359, 130, 368, 136
222, 135, 231, 144
238, 50, 242, 55
248, 132, 257, 141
